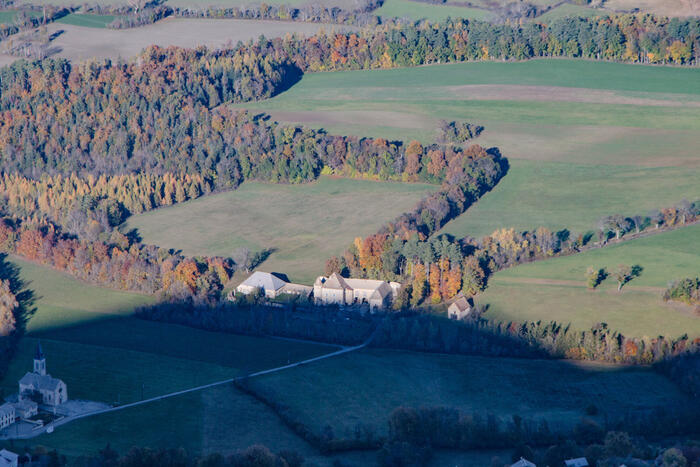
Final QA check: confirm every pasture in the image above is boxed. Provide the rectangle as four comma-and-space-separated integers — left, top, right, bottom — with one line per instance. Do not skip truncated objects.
375, 0, 495, 22
125, 176, 435, 284
239, 59, 700, 238
0, 256, 335, 456
244, 348, 692, 441
54, 13, 115, 28
479, 224, 700, 337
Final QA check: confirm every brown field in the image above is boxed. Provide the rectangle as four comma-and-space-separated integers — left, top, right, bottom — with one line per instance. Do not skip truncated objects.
10, 18, 346, 65
446, 84, 700, 108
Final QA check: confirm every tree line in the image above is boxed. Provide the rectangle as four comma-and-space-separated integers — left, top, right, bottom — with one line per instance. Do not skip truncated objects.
239, 15, 700, 69
79, 0, 384, 29
135, 298, 700, 366
0, 171, 212, 238
380, 407, 700, 467
337, 199, 698, 308
0, 217, 234, 302
2, 13, 700, 177
35, 3, 700, 67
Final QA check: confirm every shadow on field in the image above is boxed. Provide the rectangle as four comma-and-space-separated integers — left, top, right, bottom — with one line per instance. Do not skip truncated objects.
0, 253, 37, 337
272, 64, 304, 99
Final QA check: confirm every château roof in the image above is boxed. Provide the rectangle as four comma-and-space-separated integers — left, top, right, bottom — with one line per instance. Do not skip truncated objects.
323, 273, 352, 290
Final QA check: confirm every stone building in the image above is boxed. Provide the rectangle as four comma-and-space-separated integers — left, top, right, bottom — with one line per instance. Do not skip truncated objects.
313, 273, 400, 310
447, 292, 473, 320
235, 271, 312, 299
0, 404, 15, 430
18, 344, 67, 407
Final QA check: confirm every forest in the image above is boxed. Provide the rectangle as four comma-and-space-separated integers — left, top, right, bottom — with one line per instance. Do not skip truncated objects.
0, 12, 697, 385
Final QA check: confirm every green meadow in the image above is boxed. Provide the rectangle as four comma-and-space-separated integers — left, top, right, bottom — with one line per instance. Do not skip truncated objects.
54, 13, 115, 28
125, 176, 435, 284
480, 224, 700, 337
375, 0, 494, 22
244, 348, 692, 441
238, 59, 700, 238
0, 256, 333, 456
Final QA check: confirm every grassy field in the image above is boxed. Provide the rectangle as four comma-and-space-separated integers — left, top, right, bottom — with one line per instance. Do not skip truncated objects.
54, 13, 115, 28
238, 59, 700, 238
376, 0, 495, 22
0, 256, 335, 457
245, 348, 693, 440
479, 224, 700, 337
125, 177, 435, 284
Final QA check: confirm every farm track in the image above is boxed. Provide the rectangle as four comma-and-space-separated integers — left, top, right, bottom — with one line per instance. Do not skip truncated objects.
8, 325, 383, 440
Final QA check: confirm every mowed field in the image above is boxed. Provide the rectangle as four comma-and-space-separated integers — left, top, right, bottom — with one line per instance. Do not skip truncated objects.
238, 59, 700, 238
244, 348, 693, 441
375, 0, 495, 21
480, 224, 700, 338
125, 177, 435, 284
0, 256, 335, 457
3, 18, 345, 65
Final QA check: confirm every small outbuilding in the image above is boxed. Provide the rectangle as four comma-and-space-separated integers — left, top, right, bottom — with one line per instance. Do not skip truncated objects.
565, 458, 589, 467
0, 449, 18, 467
447, 292, 473, 320
236, 271, 287, 298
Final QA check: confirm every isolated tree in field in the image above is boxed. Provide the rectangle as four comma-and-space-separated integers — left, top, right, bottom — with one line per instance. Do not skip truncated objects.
585, 267, 606, 289
232, 247, 252, 273
0, 280, 17, 336
613, 264, 642, 291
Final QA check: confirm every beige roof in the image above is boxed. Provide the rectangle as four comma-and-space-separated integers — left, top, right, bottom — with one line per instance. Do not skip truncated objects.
322, 273, 352, 290
449, 293, 471, 313
343, 278, 387, 290
238, 271, 287, 292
